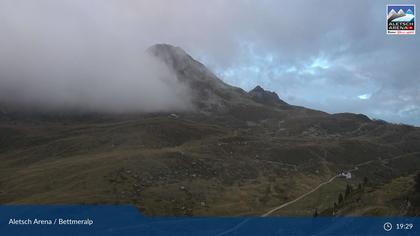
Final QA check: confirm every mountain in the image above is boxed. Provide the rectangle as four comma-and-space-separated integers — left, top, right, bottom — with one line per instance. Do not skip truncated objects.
406, 9, 414, 15
248, 85, 289, 107
147, 44, 326, 121
388, 9, 398, 19
1, 44, 420, 217
147, 44, 249, 113
398, 9, 405, 15
388, 9, 407, 22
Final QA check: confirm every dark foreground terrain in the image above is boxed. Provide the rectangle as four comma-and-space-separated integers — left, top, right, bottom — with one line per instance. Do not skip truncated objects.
1, 44, 420, 216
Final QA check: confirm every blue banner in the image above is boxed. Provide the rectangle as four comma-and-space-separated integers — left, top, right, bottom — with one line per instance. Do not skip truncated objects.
0, 205, 419, 235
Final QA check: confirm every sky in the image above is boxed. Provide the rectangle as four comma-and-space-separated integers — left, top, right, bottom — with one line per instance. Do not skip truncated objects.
0, 0, 419, 125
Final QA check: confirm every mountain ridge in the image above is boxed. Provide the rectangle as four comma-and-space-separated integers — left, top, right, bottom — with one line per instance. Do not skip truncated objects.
147, 44, 330, 118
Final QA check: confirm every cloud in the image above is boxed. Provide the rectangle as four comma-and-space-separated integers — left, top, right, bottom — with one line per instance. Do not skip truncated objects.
0, 0, 192, 113
358, 94, 371, 100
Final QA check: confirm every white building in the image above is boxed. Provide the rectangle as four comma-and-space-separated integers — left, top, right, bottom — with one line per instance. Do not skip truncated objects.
338, 171, 352, 179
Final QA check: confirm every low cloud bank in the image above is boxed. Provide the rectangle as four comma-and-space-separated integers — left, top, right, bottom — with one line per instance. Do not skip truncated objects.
0, 0, 192, 113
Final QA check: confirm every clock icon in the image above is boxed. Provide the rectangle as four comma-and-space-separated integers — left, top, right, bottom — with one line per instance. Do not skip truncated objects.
384, 222, 393, 232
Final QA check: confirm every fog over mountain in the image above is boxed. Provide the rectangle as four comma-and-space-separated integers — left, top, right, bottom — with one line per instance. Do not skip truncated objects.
0, 0, 192, 112
0, 0, 419, 124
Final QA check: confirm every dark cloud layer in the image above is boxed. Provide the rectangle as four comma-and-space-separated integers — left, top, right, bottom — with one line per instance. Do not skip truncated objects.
0, 0, 419, 124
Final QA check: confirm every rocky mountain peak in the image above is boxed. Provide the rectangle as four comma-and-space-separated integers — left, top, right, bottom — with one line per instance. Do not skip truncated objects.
147, 44, 246, 113
147, 44, 191, 70
248, 85, 288, 107
251, 85, 265, 93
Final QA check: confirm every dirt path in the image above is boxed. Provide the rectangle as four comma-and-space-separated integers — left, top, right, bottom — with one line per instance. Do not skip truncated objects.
216, 153, 419, 235
215, 174, 339, 235
260, 161, 371, 217
261, 175, 338, 217
260, 152, 418, 217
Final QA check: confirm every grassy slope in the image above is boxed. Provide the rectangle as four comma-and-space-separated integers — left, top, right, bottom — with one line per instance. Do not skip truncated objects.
0, 113, 419, 216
